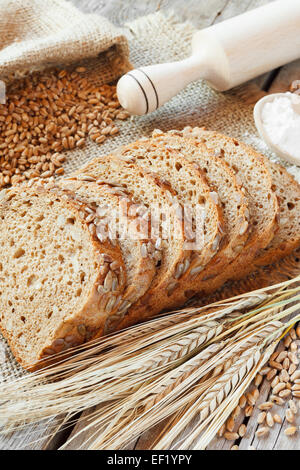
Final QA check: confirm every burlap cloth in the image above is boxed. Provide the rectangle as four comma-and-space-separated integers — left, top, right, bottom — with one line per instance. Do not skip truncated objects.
1, 1, 300, 385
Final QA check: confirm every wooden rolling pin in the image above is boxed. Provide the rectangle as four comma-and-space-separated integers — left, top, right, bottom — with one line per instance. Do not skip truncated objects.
117, 0, 300, 115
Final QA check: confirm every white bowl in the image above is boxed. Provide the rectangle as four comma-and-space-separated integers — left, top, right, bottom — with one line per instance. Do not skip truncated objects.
254, 92, 300, 167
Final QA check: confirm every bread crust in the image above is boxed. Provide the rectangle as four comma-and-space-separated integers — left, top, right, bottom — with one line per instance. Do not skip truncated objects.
254, 161, 300, 267
3, 128, 300, 369
71, 156, 187, 329
180, 128, 279, 286
113, 138, 225, 269
151, 131, 250, 280
0, 186, 126, 370
58, 178, 157, 334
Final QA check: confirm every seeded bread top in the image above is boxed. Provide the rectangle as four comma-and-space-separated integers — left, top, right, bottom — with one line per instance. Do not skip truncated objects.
151, 130, 250, 264
0, 186, 126, 370
180, 127, 279, 281
105, 137, 229, 326
181, 127, 278, 244
58, 178, 157, 334
113, 137, 225, 271
71, 156, 187, 323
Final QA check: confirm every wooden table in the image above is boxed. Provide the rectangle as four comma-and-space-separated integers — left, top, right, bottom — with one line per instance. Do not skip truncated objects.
1, 0, 300, 451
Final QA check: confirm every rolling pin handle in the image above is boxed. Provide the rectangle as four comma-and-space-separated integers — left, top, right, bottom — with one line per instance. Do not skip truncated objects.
117, 58, 204, 116
117, 68, 159, 116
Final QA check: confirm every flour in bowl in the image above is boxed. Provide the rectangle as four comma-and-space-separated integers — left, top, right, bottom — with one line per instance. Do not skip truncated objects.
261, 93, 300, 160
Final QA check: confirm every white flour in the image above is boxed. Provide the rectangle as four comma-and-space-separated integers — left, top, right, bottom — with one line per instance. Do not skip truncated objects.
261, 93, 300, 160
242, 130, 300, 185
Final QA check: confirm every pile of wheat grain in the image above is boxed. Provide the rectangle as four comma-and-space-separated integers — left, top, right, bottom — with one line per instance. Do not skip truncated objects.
0, 67, 129, 187
219, 324, 300, 449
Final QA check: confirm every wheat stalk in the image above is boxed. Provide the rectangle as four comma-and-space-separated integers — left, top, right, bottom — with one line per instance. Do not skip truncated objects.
69, 320, 282, 450
183, 342, 278, 450
0, 318, 226, 428
144, 319, 282, 410
0, 275, 299, 448
155, 346, 262, 450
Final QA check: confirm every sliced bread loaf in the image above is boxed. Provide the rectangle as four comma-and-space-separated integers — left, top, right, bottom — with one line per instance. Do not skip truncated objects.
58, 178, 156, 334
71, 156, 187, 329
113, 138, 225, 271
181, 127, 279, 283
110, 138, 228, 317
254, 161, 300, 267
0, 185, 126, 370
151, 129, 250, 269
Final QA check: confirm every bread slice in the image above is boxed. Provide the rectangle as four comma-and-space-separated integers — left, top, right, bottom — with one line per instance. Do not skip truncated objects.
151, 129, 250, 272
58, 178, 156, 333
254, 161, 300, 267
113, 137, 225, 271
71, 156, 186, 329
181, 127, 279, 283
0, 185, 126, 370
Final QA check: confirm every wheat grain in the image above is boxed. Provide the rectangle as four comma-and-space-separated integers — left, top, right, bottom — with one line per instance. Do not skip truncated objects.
276, 351, 288, 363
279, 389, 291, 399
289, 400, 298, 414
291, 371, 300, 381
231, 405, 241, 420
273, 414, 282, 424
143, 342, 224, 411
245, 405, 253, 417
226, 417, 235, 432
279, 369, 289, 383
238, 424, 247, 437
254, 374, 263, 387
224, 431, 238, 441
267, 369, 277, 381
259, 401, 274, 411
257, 411, 266, 424
283, 358, 290, 370
194, 348, 261, 424
270, 395, 284, 405
271, 376, 280, 388
256, 427, 269, 437
269, 360, 283, 371
218, 424, 225, 437
290, 329, 297, 340
239, 395, 247, 409
284, 426, 297, 436
286, 409, 295, 423
0, 68, 129, 188
260, 367, 271, 376
1, 276, 300, 449
266, 412, 274, 427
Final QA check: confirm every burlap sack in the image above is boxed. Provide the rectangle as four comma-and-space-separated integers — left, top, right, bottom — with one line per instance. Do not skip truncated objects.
0, 0, 130, 81
0, 5, 299, 388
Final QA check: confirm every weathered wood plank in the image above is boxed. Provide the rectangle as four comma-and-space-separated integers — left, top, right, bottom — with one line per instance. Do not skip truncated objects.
0, 418, 62, 450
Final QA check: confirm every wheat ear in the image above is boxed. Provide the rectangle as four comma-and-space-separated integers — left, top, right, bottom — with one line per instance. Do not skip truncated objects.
74, 321, 282, 450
